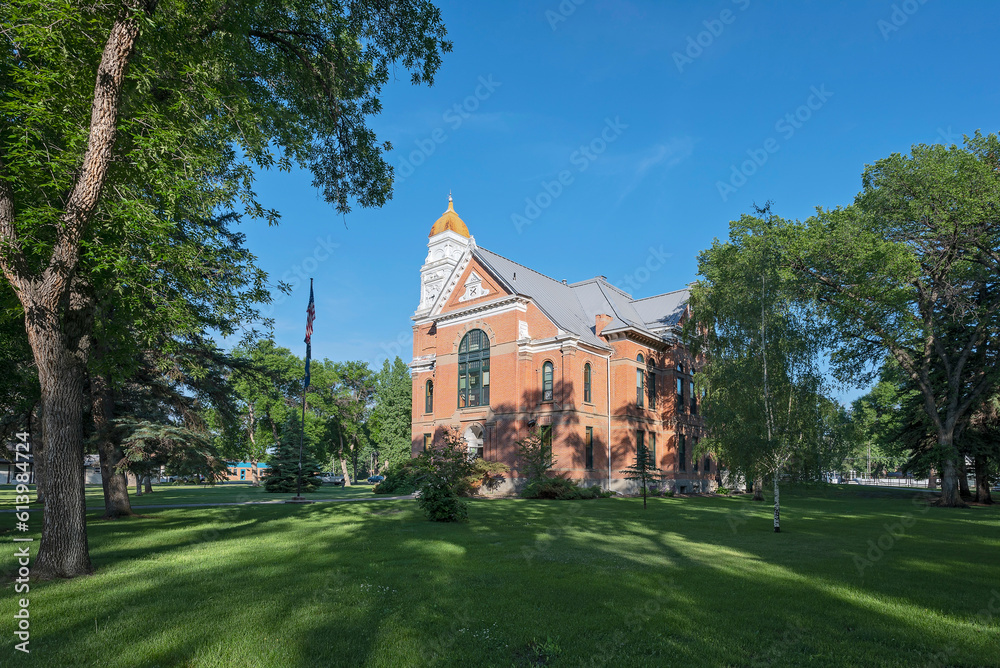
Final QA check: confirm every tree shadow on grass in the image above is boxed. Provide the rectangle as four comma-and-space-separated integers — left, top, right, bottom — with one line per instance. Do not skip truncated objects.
2, 489, 998, 667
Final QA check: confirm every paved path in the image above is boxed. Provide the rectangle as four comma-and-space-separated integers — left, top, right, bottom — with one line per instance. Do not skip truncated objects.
2, 495, 416, 513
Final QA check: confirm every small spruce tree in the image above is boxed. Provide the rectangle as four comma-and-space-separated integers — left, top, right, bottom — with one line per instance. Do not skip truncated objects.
265, 415, 322, 493
620, 442, 665, 509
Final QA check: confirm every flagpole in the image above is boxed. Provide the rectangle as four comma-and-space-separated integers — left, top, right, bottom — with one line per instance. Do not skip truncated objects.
295, 277, 313, 501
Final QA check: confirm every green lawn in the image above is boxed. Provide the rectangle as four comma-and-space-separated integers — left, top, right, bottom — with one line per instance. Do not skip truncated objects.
0, 482, 380, 508
1, 485, 998, 667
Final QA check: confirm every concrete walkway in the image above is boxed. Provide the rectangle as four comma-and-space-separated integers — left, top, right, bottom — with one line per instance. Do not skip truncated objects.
2, 494, 416, 513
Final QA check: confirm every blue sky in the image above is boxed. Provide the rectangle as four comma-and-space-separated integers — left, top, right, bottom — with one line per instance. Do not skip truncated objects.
237, 0, 1000, 401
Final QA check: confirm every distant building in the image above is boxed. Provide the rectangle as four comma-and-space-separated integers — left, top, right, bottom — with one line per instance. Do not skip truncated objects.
410, 198, 712, 493
223, 461, 270, 482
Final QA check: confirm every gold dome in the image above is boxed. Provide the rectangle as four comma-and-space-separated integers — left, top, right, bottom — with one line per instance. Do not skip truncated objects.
429, 195, 470, 238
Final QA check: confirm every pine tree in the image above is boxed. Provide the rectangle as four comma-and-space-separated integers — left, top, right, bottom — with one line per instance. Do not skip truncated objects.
620, 442, 665, 509
264, 414, 322, 493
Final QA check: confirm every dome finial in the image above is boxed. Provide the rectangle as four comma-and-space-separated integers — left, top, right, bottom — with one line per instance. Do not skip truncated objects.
429, 193, 469, 238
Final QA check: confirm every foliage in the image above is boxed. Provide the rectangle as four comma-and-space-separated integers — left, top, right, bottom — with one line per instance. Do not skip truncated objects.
791, 133, 1000, 505
263, 414, 323, 493
369, 357, 414, 472
412, 429, 474, 521
465, 458, 510, 494
688, 207, 826, 530
373, 460, 421, 495
515, 429, 555, 482
112, 419, 229, 483
619, 442, 665, 509
521, 477, 610, 500
0, 0, 452, 578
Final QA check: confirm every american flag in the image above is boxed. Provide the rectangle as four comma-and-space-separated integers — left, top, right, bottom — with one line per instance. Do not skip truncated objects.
304, 280, 315, 387
305, 281, 315, 344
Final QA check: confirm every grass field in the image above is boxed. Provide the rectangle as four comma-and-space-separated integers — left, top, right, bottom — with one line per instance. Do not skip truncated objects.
0, 482, 380, 508
1, 485, 998, 667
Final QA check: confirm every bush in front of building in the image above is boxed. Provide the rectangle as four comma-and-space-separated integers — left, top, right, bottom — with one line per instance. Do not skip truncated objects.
412, 429, 473, 521
521, 477, 612, 500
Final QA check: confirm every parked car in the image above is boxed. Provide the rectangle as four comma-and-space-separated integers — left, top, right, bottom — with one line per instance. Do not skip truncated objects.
367, 475, 385, 484
318, 472, 346, 485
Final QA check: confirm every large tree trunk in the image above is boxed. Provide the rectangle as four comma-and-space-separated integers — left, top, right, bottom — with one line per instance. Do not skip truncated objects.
773, 470, 781, 533
958, 457, 971, 498
752, 478, 764, 501
144, 475, 153, 494
974, 455, 993, 505
28, 325, 93, 579
339, 431, 351, 486
937, 450, 965, 507
91, 371, 133, 518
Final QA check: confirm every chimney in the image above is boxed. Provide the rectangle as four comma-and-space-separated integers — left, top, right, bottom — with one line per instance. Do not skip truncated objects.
595, 313, 613, 337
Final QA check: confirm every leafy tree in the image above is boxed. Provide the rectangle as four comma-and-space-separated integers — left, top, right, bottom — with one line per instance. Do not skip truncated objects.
413, 429, 472, 522
964, 393, 999, 504
689, 209, 825, 532
328, 360, 376, 484
369, 357, 413, 472
0, 0, 450, 577
848, 368, 916, 479
515, 429, 556, 483
792, 133, 1000, 507
619, 442, 664, 509
115, 419, 229, 491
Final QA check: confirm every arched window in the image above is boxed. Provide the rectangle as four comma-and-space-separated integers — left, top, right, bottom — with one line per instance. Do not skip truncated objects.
583, 363, 592, 403
458, 329, 490, 407
425, 380, 434, 413
636, 354, 644, 408
542, 361, 554, 401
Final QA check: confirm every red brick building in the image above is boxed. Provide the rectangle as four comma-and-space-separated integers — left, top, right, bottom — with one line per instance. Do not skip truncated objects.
410, 198, 713, 493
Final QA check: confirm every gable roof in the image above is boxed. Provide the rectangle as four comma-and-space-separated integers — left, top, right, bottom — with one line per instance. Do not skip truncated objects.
472, 246, 688, 349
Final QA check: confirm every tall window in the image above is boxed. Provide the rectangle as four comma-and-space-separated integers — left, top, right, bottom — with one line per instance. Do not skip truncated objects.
648, 367, 656, 409
458, 329, 490, 408
423, 433, 432, 451
636, 354, 644, 408
677, 434, 686, 471
676, 376, 684, 412
583, 363, 592, 403
585, 426, 594, 470
636, 430, 644, 458
540, 425, 553, 459
542, 361, 554, 401
425, 380, 434, 413
704, 455, 712, 472
690, 379, 697, 414
649, 431, 656, 466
